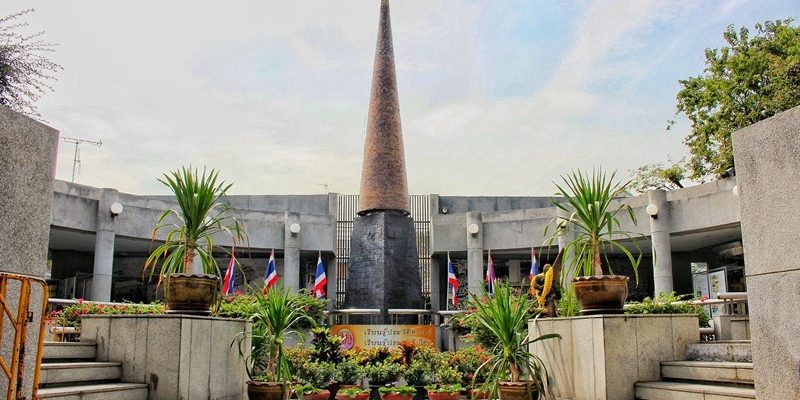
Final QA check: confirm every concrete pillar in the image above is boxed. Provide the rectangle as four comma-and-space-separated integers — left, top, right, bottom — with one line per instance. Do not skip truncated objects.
326, 253, 337, 311
91, 189, 119, 301
508, 260, 521, 286
430, 256, 442, 311
557, 207, 576, 290
283, 212, 301, 291
648, 189, 673, 296
466, 212, 483, 295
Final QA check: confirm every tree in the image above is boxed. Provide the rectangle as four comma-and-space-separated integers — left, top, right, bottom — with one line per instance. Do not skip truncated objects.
675, 19, 800, 180
0, 9, 62, 119
629, 160, 687, 194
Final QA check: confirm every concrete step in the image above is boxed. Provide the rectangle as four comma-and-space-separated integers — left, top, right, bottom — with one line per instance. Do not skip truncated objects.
661, 361, 753, 385
685, 340, 751, 362
40, 362, 122, 386
635, 381, 755, 399
38, 383, 148, 400
43, 341, 97, 361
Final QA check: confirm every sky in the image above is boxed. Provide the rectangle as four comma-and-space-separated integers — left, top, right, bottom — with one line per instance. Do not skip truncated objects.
13, 0, 800, 196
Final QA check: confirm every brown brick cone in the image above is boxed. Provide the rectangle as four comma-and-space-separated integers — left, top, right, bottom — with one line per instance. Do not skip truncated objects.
358, 0, 410, 215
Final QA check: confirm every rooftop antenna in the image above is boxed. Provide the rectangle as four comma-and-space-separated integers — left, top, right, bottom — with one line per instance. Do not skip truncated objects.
62, 136, 102, 182
318, 183, 329, 194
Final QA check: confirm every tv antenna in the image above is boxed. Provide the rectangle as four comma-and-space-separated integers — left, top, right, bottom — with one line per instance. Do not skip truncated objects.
62, 136, 102, 182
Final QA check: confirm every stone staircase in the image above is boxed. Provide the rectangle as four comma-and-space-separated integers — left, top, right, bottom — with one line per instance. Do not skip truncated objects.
635, 341, 755, 399
37, 341, 148, 400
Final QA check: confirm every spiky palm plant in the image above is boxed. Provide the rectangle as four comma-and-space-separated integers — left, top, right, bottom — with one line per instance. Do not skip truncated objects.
471, 283, 559, 399
545, 168, 642, 280
144, 166, 245, 287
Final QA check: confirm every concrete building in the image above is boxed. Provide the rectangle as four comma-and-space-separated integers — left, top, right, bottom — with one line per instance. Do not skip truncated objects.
46, 176, 744, 310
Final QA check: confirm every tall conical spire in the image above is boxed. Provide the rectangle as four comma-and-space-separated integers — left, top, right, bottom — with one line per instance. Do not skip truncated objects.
358, 0, 409, 215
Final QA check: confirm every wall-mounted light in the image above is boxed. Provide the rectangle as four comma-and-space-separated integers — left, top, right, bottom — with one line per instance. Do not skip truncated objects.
110, 202, 123, 217
289, 223, 301, 235
441, 207, 449, 214
732, 185, 740, 197
646, 204, 659, 219
467, 223, 480, 236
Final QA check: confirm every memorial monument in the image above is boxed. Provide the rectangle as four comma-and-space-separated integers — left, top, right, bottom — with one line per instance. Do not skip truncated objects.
344, 0, 423, 323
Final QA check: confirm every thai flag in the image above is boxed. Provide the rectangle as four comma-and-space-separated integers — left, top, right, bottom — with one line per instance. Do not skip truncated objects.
313, 253, 327, 299
221, 248, 236, 295
447, 252, 458, 307
486, 250, 495, 295
264, 249, 279, 290
531, 247, 540, 278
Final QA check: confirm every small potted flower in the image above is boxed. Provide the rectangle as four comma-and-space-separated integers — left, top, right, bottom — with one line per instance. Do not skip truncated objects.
425, 364, 463, 400
378, 385, 417, 400
295, 384, 331, 400
335, 387, 370, 400
337, 358, 365, 389
424, 384, 463, 400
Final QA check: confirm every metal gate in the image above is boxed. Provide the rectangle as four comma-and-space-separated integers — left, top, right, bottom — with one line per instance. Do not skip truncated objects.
0, 273, 48, 400
335, 195, 431, 308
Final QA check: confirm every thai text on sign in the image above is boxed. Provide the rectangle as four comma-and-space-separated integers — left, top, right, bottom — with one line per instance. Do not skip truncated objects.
332, 325, 435, 349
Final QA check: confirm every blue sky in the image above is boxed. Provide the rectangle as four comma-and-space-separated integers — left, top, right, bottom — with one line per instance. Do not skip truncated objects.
18, 0, 800, 195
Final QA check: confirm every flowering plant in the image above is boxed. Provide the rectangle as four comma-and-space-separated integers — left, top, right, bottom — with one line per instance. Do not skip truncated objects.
48, 300, 165, 327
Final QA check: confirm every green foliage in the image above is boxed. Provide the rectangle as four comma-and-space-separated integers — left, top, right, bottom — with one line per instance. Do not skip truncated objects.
338, 387, 370, 397
403, 358, 433, 386
629, 160, 687, 194
431, 364, 462, 386
0, 9, 63, 119
675, 19, 800, 180
217, 292, 259, 319
445, 346, 491, 385
144, 166, 246, 286
294, 383, 325, 395
49, 301, 164, 327
625, 292, 711, 327
470, 283, 560, 397
218, 290, 326, 329
310, 327, 343, 364
234, 287, 312, 382
545, 168, 642, 281
424, 384, 463, 394
293, 361, 336, 389
336, 358, 365, 386
364, 361, 403, 385
556, 287, 580, 317
293, 289, 329, 329
378, 386, 417, 395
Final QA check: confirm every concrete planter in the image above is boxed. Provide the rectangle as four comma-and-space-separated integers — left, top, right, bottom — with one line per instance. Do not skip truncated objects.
529, 314, 698, 400
81, 314, 250, 400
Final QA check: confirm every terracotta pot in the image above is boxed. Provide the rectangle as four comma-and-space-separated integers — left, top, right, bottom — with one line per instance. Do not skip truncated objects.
336, 392, 370, 400
572, 275, 629, 315
166, 273, 218, 314
380, 394, 414, 400
469, 388, 490, 400
303, 390, 331, 400
427, 391, 460, 400
497, 381, 538, 400
247, 381, 287, 400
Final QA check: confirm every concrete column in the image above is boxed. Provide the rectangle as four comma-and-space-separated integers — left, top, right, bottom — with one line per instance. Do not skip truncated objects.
326, 253, 337, 311
556, 207, 576, 290
508, 260, 521, 286
429, 256, 442, 311
648, 189, 673, 296
91, 189, 119, 301
283, 212, 301, 291
466, 212, 484, 295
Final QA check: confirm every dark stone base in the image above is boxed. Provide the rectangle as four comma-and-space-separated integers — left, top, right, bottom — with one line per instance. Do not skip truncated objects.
345, 211, 422, 324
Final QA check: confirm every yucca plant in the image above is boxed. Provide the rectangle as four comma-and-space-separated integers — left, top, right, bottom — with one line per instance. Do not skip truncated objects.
144, 166, 245, 287
235, 287, 312, 382
471, 283, 559, 399
545, 168, 642, 280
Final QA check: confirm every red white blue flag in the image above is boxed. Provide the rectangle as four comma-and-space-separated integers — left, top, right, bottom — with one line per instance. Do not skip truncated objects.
530, 247, 540, 278
265, 249, 279, 290
313, 253, 327, 299
486, 249, 496, 295
222, 247, 236, 295
447, 252, 458, 307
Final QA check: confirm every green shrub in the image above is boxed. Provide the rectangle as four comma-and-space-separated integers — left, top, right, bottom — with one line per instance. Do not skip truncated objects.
378, 386, 416, 395
49, 300, 165, 327
625, 292, 710, 327
365, 361, 403, 385
403, 358, 433, 386
336, 358, 365, 386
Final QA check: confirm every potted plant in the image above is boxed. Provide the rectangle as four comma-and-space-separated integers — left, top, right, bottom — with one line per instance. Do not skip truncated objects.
378, 386, 416, 400
424, 384, 463, 400
336, 358, 365, 389
235, 287, 312, 400
144, 166, 245, 314
471, 283, 560, 400
336, 387, 370, 400
546, 168, 642, 314
295, 384, 331, 400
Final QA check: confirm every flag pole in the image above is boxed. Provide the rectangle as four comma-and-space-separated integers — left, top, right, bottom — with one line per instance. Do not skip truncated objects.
446, 252, 450, 312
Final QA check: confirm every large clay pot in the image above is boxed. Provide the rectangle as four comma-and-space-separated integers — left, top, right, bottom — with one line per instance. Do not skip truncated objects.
247, 381, 287, 400
336, 391, 370, 400
166, 273, 218, 314
572, 275, 629, 315
497, 381, 538, 400
379, 394, 413, 400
